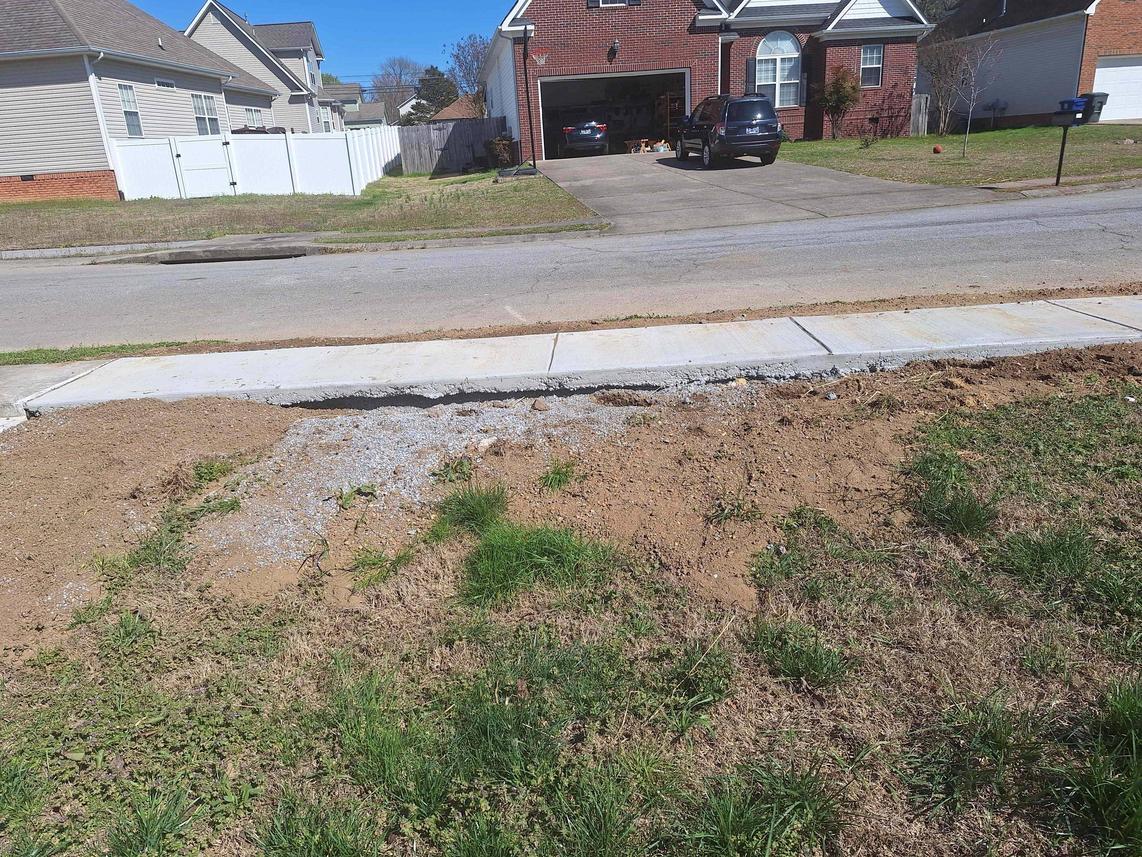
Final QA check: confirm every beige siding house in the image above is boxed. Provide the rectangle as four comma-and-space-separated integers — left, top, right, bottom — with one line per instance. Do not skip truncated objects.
185, 2, 345, 134
0, 0, 276, 201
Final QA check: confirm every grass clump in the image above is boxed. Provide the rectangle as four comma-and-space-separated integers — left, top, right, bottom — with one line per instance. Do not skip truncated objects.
105, 789, 194, 857
462, 523, 615, 605
192, 457, 234, 488
906, 692, 1039, 815
445, 816, 519, 857
539, 460, 576, 492
749, 545, 808, 589
333, 484, 377, 511
706, 494, 762, 526
679, 761, 845, 856
103, 611, 156, 655
432, 456, 474, 484
907, 451, 997, 537
435, 484, 508, 537
662, 640, 734, 735
745, 620, 849, 689
549, 765, 639, 856
68, 595, 113, 629
349, 546, 414, 592
256, 792, 385, 857
1043, 679, 1141, 852
0, 757, 42, 831
992, 526, 1140, 622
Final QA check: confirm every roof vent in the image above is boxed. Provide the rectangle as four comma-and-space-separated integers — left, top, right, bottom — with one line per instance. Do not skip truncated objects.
158, 36, 164, 49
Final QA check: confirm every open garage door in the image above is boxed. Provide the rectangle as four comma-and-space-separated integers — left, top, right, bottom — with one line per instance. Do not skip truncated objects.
538, 71, 688, 160
1094, 56, 1142, 121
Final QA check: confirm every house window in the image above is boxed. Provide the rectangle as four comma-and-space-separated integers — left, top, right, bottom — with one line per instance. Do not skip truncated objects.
861, 44, 884, 88
244, 107, 265, 128
192, 93, 221, 135
320, 105, 333, 132
155, 78, 176, 89
118, 84, 143, 137
756, 31, 801, 108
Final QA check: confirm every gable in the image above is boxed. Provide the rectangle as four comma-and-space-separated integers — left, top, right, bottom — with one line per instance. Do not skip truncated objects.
186, 2, 310, 94
837, 0, 917, 20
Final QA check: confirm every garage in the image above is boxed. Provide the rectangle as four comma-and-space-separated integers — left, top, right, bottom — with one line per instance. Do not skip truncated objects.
1093, 55, 1142, 121
538, 71, 688, 160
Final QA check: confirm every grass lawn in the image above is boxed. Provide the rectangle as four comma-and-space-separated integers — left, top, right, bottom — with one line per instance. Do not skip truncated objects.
0, 171, 594, 251
0, 349, 1138, 855
782, 125, 1142, 186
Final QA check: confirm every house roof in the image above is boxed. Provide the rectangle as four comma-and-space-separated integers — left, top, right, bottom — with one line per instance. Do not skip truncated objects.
0, 0, 276, 94
734, 3, 837, 22
323, 82, 363, 102
252, 21, 324, 58
933, 0, 1093, 38
345, 101, 389, 124
430, 94, 484, 122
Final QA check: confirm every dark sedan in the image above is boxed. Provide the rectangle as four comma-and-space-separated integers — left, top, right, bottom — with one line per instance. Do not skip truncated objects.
559, 119, 608, 157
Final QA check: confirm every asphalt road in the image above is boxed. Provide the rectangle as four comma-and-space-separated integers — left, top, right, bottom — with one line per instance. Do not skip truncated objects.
2, 190, 1140, 350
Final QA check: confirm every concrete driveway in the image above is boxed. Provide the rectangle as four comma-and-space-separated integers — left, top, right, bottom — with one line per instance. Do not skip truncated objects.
541, 152, 998, 233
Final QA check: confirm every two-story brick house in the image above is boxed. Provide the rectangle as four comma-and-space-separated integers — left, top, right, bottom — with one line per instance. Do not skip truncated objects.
482, 0, 932, 161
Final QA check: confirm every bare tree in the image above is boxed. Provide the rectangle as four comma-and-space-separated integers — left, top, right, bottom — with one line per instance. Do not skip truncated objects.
918, 34, 964, 136
371, 56, 424, 117
448, 34, 490, 95
954, 38, 1000, 157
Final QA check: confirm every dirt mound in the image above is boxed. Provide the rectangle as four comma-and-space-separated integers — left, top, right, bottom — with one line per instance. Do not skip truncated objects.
0, 398, 300, 659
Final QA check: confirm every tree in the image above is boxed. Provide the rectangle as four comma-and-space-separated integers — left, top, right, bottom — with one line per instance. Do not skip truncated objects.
816, 66, 862, 139
954, 38, 1000, 157
914, 0, 961, 21
447, 34, 491, 112
321, 72, 343, 86
371, 56, 424, 118
399, 65, 459, 124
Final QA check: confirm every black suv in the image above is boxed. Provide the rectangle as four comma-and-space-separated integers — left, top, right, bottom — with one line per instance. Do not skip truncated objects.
676, 95, 781, 168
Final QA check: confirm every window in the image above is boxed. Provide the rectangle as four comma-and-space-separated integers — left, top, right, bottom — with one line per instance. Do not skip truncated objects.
118, 84, 143, 137
308, 52, 317, 88
244, 107, 265, 128
320, 105, 333, 132
192, 93, 221, 135
861, 44, 884, 88
756, 31, 801, 108
155, 78, 175, 89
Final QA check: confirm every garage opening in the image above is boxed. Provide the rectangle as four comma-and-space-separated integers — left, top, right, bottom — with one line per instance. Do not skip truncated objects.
539, 72, 687, 159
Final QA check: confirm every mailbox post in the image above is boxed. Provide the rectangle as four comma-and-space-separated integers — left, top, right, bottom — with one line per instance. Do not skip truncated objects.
1052, 92, 1109, 186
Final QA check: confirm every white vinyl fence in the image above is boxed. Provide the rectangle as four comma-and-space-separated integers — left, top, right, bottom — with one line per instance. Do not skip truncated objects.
112, 126, 401, 200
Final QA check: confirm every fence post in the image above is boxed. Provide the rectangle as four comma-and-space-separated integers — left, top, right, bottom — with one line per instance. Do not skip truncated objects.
221, 138, 239, 195
168, 137, 188, 199
284, 132, 300, 194
344, 132, 359, 195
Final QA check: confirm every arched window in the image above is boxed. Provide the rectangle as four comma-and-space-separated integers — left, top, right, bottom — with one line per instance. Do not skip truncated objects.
756, 31, 801, 108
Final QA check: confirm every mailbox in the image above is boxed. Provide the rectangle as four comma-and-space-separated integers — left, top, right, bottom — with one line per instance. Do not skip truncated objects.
1080, 92, 1108, 125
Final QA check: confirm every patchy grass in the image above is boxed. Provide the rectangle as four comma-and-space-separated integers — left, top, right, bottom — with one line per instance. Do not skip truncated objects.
434, 483, 509, 537
461, 523, 616, 605
0, 173, 594, 251
349, 547, 415, 592
705, 493, 762, 526
0, 342, 212, 367
333, 484, 377, 511
782, 125, 1142, 186
745, 620, 849, 689
431, 456, 474, 484
538, 459, 577, 492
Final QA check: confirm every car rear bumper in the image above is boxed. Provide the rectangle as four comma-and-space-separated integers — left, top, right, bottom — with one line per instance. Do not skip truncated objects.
712, 140, 780, 159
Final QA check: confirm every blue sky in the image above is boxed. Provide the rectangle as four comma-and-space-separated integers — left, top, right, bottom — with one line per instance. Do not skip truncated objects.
138, 0, 501, 81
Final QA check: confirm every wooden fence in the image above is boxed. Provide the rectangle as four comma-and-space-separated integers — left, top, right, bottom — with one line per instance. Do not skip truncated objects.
911, 93, 931, 137
398, 117, 508, 175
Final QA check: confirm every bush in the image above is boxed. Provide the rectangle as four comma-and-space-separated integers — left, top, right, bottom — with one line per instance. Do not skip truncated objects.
816, 67, 861, 140
485, 134, 517, 168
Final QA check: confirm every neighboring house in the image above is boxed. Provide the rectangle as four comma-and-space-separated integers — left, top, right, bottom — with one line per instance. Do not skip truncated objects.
430, 94, 486, 122
345, 102, 391, 128
185, 2, 344, 133
0, 0, 276, 201
325, 82, 364, 117
481, 0, 932, 161
921, 0, 1142, 125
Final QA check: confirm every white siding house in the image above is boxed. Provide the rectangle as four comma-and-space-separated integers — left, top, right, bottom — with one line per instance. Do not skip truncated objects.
93, 59, 234, 139
482, 35, 520, 142
0, 57, 110, 176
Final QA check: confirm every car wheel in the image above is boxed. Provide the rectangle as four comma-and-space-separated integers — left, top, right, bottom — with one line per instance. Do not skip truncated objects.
675, 137, 689, 161
701, 141, 715, 169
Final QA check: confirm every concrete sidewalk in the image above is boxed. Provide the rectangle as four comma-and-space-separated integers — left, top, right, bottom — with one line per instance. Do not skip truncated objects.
4, 296, 1137, 425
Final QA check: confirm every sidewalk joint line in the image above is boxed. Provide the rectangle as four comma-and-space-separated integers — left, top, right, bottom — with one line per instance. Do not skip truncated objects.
789, 317, 834, 355
547, 332, 560, 373
1046, 300, 1142, 334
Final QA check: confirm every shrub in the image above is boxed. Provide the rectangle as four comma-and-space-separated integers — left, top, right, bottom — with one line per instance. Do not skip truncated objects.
816, 66, 861, 139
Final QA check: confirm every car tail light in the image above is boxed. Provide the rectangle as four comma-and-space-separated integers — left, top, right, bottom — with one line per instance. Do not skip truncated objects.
563, 126, 575, 134
596, 123, 607, 132
714, 122, 726, 137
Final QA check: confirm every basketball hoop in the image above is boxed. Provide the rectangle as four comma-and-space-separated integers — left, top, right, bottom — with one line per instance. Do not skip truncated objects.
532, 50, 549, 67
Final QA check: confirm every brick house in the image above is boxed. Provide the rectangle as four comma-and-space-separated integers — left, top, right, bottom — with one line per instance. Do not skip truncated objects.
921, 1, 1142, 126
481, 0, 932, 161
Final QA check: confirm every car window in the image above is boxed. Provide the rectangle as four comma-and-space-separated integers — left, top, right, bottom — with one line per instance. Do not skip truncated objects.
727, 100, 777, 122
691, 100, 712, 123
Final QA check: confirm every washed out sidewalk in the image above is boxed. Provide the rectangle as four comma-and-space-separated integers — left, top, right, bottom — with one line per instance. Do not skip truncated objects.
5, 296, 1140, 424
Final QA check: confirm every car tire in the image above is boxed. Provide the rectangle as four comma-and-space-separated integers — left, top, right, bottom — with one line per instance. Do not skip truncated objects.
675, 138, 689, 161
701, 141, 716, 169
